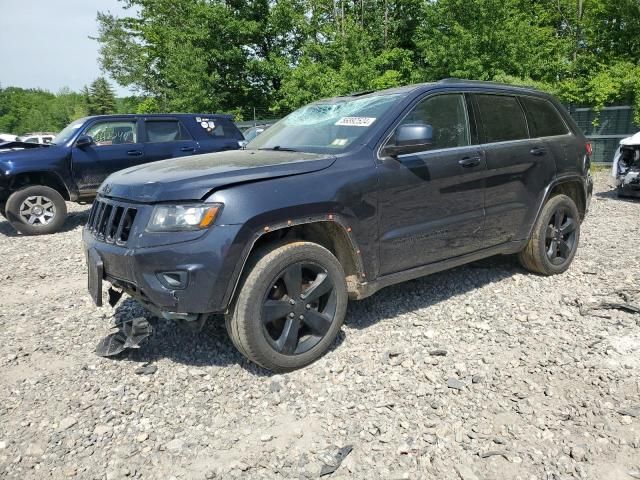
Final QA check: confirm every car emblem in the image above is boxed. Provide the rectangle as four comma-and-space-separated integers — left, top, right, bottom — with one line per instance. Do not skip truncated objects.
103, 184, 112, 194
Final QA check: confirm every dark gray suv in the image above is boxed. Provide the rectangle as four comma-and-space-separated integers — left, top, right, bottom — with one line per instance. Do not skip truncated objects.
84, 80, 593, 371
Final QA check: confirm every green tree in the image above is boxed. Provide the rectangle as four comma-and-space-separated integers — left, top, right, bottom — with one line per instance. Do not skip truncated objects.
87, 77, 116, 115
93, 0, 640, 121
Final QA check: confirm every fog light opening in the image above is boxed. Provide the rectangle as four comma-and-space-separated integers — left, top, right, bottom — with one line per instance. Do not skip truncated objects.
157, 271, 188, 289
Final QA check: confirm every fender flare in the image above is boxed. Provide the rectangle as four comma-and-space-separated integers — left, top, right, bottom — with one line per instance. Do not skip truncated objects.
525, 174, 589, 240
220, 213, 366, 311
9, 169, 74, 201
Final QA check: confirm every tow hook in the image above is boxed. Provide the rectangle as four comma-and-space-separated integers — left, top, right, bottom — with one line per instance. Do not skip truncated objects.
108, 287, 123, 307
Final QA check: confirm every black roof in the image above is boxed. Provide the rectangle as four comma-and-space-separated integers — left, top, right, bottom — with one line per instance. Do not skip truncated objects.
436, 78, 545, 94
325, 78, 551, 103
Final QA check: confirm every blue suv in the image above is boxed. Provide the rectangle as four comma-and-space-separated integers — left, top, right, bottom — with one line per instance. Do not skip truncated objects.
0, 114, 244, 234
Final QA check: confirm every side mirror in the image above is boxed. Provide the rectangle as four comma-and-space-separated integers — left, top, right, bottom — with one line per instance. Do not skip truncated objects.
75, 135, 94, 148
383, 124, 434, 157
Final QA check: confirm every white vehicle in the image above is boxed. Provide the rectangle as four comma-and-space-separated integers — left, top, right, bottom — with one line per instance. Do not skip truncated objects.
0, 133, 18, 142
17, 132, 56, 144
611, 132, 640, 198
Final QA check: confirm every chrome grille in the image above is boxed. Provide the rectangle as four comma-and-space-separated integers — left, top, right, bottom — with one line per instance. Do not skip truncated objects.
87, 198, 137, 246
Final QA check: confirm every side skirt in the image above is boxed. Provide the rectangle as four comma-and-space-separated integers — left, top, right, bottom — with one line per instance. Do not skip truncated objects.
350, 240, 526, 300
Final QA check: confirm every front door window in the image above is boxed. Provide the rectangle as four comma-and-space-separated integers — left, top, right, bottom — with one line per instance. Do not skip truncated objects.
85, 121, 137, 146
395, 94, 470, 151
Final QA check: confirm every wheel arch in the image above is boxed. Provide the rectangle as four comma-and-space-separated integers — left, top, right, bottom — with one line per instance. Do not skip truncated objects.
223, 215, 366, 310
548, 179, 587, 219
9, 171, 71, 201
525, 175, 588, 241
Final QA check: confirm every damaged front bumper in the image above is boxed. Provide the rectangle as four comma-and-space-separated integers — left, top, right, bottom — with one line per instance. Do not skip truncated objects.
617, 170, 640, 197
82, 222, 244, 316
612, 134, 640, 198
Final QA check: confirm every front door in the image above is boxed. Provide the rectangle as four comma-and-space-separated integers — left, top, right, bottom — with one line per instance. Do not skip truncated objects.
377, 93, 486, 275
71, 119, 143, 194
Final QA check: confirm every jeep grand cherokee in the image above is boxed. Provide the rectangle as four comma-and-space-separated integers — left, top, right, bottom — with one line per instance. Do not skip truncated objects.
84, 80, 593, 371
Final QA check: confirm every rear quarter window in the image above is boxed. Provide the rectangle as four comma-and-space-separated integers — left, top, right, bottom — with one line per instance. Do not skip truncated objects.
195, 117, 241, 139
521, 97, 569, 138
475, 94, 529, 143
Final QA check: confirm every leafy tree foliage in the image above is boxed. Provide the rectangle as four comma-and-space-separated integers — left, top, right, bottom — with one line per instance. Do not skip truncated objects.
3, 1, 638, 134
0, 79, 141, 136
0, 86, 86, 135
95, 0, 640, 121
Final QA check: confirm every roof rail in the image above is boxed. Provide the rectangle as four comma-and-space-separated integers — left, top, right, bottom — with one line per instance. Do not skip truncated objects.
344, 90, 375, 97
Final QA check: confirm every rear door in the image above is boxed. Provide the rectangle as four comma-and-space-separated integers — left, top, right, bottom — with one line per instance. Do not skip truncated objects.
472, 93, 556, 247
520, 95, 573, 173
377, 92, 487, 275
70, 118, 143, 194
141, 117, 199, 163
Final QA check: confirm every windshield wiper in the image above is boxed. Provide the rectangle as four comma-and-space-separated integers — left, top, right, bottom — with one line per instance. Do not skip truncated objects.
258, 146, 298, 152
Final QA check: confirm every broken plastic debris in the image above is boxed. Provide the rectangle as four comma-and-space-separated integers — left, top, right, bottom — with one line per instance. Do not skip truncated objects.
134, 363, 157, 375
618, 407, 640, 418
319, 445, 353, 477
479, 450, 510, 460
96, 317, 153, 357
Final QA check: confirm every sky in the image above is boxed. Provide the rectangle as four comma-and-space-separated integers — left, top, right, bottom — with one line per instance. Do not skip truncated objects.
0, 0, 133, 96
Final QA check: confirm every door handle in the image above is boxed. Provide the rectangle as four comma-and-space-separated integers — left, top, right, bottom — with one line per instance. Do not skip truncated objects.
458, 156, 481, 168
180, 147, 195, 152
127, 150, 143, 156
530, 147, 547, 156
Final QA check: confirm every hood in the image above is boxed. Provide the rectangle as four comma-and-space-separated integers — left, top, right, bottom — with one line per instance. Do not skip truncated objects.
620, 132, 640, 147
0, 140, 49, 151
0, 144, 66, 168
99, 149, 337, 202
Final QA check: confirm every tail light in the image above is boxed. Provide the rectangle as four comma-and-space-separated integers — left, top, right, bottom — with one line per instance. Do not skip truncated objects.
585, 142, 593, 156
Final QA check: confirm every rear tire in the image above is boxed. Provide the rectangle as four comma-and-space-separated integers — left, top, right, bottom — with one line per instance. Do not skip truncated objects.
226, 241, 348, 372
518, 194, 580, 276
5, 185, 67, 235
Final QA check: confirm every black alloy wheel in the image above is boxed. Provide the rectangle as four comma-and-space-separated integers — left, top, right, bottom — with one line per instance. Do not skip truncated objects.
518, 194, 581, 276
544, 207, 578, 265
225, 241, 348, 372
261, 261, 337, 356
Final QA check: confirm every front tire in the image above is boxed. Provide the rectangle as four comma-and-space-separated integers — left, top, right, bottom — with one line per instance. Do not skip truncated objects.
226, 241, 348, 372
518, 194, 580, 276
5, 186, 67, 235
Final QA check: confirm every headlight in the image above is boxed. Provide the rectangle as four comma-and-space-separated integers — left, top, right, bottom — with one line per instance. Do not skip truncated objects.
147, 203, 222, 232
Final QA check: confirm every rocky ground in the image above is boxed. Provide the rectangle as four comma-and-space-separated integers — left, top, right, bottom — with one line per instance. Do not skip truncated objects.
0, 171, 639, 480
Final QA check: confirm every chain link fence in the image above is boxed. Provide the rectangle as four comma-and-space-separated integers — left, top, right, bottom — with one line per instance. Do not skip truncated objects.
568, 105, 638, 163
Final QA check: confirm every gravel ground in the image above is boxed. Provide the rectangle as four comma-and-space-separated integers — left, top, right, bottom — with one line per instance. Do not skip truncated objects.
0, 172, 639, 480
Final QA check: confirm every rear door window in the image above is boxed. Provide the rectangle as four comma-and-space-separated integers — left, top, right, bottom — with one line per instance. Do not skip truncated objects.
145, 120, 192, 142
521, 97, 569, 138
475, 94, 529, 143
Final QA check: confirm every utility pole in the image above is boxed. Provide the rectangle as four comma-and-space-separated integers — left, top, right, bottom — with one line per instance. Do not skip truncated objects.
384, 0, 388, 47
574, 0, 584, 61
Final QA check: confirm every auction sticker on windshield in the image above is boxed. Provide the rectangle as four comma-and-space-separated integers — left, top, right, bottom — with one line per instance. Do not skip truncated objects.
335, 117, 376, 127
